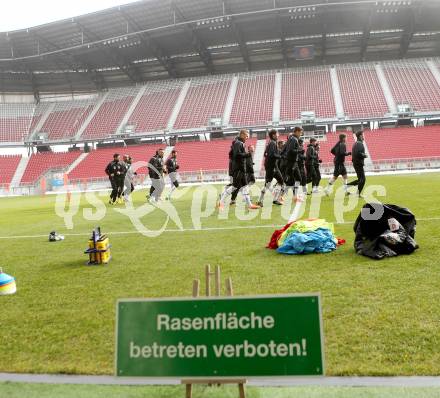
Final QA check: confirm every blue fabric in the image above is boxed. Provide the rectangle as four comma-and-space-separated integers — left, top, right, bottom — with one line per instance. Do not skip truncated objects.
277, 228, 336, 255
0, 272, 14, 287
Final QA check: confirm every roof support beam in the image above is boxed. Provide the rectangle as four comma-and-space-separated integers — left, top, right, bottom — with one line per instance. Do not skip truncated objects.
118, 8, 177, 78
319, 5, 329, 65
31, 33, 75, 93
399, 7, 416, 58
222, 0, 251, 71
28, 71, 40, 103
279, 27, 289, 68
5, 37, 40, 100
170, 0, 214, 73
321, 29, 328, 65
273, 0, 288, 67
275, 9, 288, 67
74, 21, 143, 83
32, 32, 106, 91
360, 6, 373, 61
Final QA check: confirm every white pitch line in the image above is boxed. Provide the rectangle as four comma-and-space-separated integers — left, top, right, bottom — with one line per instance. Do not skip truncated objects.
0, 224, 284, 240
0, 217, 438, 240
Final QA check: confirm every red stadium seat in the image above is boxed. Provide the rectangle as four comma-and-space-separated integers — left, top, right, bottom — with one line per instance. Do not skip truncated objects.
364, 126, 440, 161
337, 64, 389, 118
0, 155, 21, 184
175, 138, 257, 173
383, 60, 440, 112
0, 104, 36, 143
174, 77, 231, 130
42, 101, 95, 141
82, 87, 139, 139
229, 73, 275, 127
20, 152, 82, 185
68, 144, 166, 181
129, 82, 183, 133
281, 68, 336, 121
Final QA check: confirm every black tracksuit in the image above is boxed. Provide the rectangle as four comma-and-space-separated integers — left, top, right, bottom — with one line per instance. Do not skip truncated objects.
277, 146, 287, 178
166, 157, 180, 188
331, 141, 350, 177
225, 138, 237, 191
284, 135, 302, 186
166, 157, 179, 173
314, 145, 322, 186
348, 140, 368, 194
263, 139, 284, 185
105, 160, 127, 203
306, 144, 319, 186
228, 138, 238, 201
231, 154, 255, 202
297, 144, 307, 187
148, 155, 164, 179
231, 138, 251, 190
148, 155, 164, 197
246, 156, 256, 185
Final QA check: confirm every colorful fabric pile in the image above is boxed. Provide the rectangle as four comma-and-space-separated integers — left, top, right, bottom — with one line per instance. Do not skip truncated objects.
267, 219, 345, 255
0, 268, 16, 295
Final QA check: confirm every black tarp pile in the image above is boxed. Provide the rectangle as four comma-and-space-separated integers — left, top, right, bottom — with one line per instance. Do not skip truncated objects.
354, 203, 419, 260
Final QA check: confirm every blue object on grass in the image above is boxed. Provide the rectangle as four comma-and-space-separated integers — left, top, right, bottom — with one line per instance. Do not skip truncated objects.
0, 270, 14, 287
277, 228, 336, 255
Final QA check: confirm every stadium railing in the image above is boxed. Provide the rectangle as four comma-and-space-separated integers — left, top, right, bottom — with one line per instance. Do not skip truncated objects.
67, 169, 231, 190
2, 158, 440, 197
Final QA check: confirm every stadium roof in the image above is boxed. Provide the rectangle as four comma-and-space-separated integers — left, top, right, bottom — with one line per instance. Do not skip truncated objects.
1, 0, 439, 96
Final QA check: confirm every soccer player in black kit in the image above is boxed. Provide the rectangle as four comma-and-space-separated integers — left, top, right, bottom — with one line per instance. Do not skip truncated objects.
122, 155, 136, 202
105, 153, 127, 205
347, 131, 368, 197
229, 143, 256, 206
257, 129, 284, 207
324, 134, 351, 196
272, 139, 287, 202
297, 137, 308, 196
220, 136, 238, 203
306, 138, 320, 194
166, 149, 180, 200
147, 149, 165, 203
284, 127, 304, 200
218, 129, 259, 210
314, 141, 322, 188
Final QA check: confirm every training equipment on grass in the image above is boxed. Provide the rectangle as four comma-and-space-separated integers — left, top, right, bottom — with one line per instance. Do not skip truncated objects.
354, 203, 419, 260
49, 231, 64, 242
0, 268, 16, 295
84, 227, 112, 265
267, 219, 345, 255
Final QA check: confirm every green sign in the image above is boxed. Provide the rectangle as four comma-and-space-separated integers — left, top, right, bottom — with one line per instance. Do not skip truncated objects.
115, 294, 324, 378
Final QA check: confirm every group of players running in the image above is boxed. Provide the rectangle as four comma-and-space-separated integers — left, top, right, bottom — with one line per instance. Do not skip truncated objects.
105, 127, 367, 208
105, 149, 180, 205
219, 127, 368, 210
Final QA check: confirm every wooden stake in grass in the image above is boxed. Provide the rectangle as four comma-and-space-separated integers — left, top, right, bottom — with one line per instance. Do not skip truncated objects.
205, 264, 211, 297
184, 267, 246, 398
226, 277, 234, 297
192, 279, 200, 298
215, 266, 221, 297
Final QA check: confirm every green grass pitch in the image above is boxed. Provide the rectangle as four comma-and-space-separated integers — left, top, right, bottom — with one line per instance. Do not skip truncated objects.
0, 173, 440, 377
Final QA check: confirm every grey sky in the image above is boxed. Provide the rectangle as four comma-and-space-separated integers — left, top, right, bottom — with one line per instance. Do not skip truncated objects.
1, 0, 139, 32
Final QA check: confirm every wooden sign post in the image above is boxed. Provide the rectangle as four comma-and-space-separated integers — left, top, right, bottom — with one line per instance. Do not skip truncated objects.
182, 265, 246, 398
